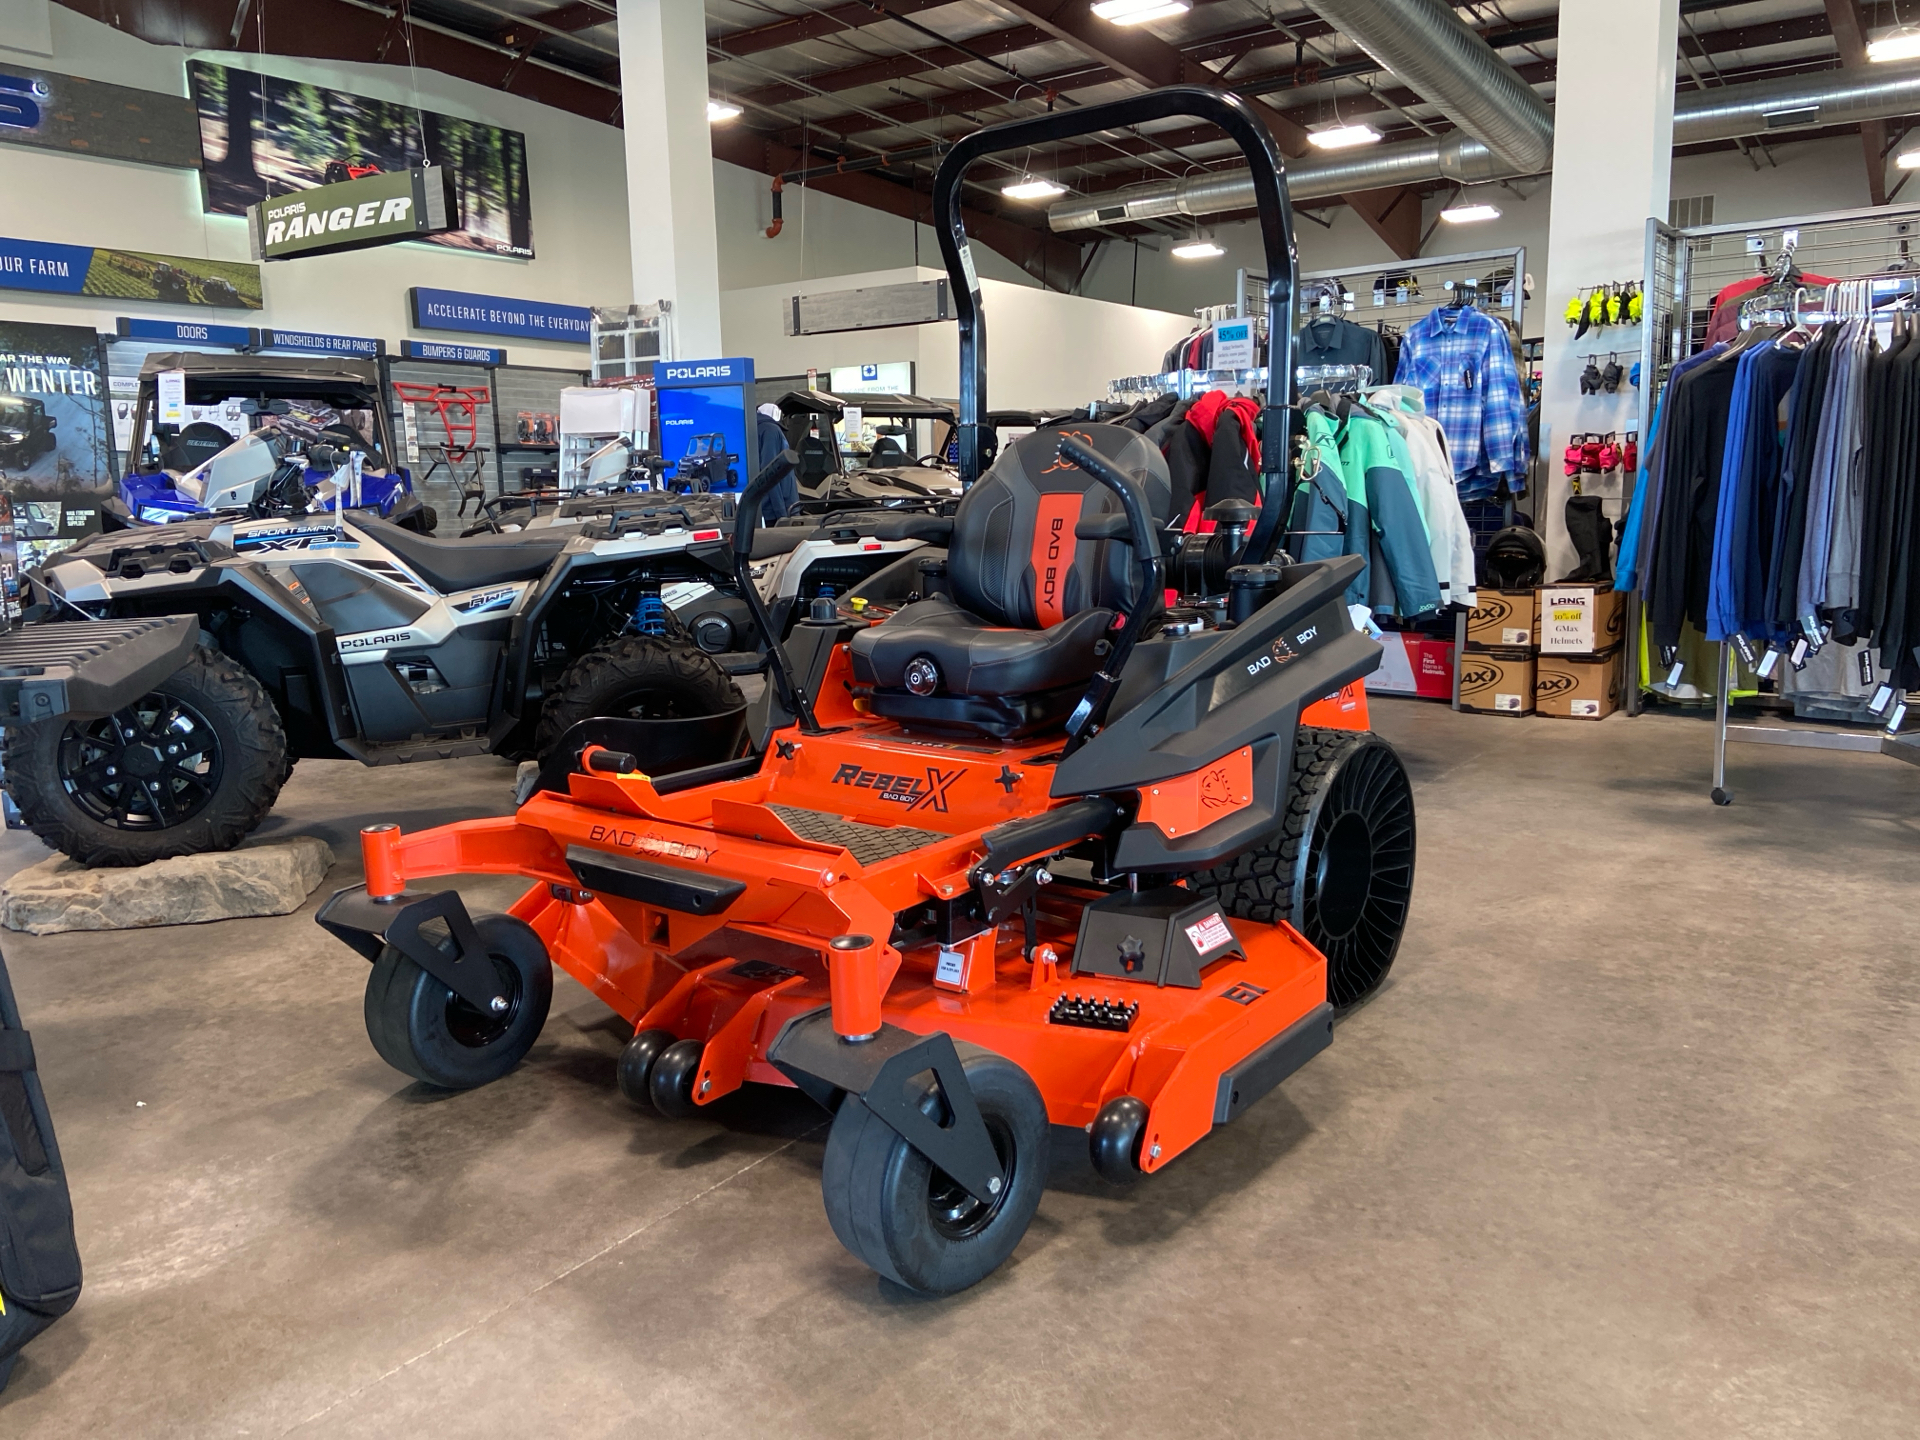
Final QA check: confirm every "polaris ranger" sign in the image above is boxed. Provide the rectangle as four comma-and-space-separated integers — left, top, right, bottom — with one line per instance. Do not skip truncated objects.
248, 167, 455, 262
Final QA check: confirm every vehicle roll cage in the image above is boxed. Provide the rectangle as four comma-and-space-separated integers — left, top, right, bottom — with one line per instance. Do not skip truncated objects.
931, 85, 1300, 563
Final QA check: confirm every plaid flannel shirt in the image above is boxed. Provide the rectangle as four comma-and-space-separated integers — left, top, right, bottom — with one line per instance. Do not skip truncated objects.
1392, 307, 1530, 497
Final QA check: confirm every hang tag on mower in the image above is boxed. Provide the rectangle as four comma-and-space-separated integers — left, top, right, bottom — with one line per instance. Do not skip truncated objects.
934, 947, 967, 987
1869, 682, 1895, 716
1789, 636, 1810, 670
1733, 634, 1759, 668
1666, 660, 1686, 688
1756, 648, 1781, 680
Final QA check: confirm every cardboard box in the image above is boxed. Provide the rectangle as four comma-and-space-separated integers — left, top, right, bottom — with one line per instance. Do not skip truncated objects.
1539, 584, 1626, 654
1364, 633, 1455, 699
1457, 648, 1535, 715
1535, 647, 1623, 720
1466, 589, 1539, 650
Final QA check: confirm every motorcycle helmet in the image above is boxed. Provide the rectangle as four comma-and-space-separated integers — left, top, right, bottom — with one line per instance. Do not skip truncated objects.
1484, 524, 1547, 590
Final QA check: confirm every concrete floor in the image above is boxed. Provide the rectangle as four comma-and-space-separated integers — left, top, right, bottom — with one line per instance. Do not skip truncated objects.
0, 701, 1916, 1438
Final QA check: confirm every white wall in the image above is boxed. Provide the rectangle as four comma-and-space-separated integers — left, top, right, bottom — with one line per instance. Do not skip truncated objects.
711, 160, 1040, 293
720, 265, 1196, 408
0, 8, 630, 366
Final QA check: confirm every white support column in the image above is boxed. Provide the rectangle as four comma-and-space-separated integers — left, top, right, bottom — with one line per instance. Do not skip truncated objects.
617, 0, 724, 359
1539, 0, 1681, 579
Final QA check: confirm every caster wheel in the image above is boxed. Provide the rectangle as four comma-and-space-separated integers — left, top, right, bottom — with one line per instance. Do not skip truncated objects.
1710, 787, 1732, 806
648, 1038, 705, 1118
363, 912, 552, 1089
821, 1042, 1048, 1295
1088, 1095, 1149, 1183
617, 1028, 677, 1109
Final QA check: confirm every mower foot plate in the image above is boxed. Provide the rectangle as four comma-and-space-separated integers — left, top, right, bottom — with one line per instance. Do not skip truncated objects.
769, 1008, 1006, 1204
1213, 1002, 1333, 1124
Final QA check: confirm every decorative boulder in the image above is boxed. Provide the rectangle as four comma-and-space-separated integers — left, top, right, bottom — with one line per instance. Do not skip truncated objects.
0, 837, 335, 935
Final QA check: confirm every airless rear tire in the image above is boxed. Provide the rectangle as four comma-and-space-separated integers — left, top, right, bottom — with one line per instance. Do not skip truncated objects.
363, 912, 553, 1088
820, 1043, 1048, 1295
1197, 727, 1416, 1010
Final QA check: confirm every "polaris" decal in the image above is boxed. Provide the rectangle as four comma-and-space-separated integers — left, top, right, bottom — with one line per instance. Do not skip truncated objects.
338, 628, 415, 652
831, 762, 963, 813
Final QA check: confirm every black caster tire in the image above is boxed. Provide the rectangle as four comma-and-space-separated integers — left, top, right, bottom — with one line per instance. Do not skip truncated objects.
821, 1042, 1048, 1295
1197, 727, 1416, 1010
1088, 1095, 1149, 1184
648, 1038, 705, 1118
1711, 787, 1732, 806
618, 1028, 677, 1109
363, 913, 553, 1089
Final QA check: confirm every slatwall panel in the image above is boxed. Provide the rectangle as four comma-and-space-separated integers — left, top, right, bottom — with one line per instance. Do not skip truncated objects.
490, 364, 585, 496
387, 359, 497, 529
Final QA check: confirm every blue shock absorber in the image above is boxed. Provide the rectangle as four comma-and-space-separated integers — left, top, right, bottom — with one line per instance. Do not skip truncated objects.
632, 591, 667, 636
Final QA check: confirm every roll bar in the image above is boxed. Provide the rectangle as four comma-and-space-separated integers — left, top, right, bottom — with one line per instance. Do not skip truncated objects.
931, 85, 1300, 530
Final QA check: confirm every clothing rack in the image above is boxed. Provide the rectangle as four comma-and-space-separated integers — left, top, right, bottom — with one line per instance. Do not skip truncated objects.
1696, 266, 1920, 800
1633, 201, 1920, 719
1296, 363, 1371, 395
1107, 367, 1269, 401
1237, 246, 1529, 333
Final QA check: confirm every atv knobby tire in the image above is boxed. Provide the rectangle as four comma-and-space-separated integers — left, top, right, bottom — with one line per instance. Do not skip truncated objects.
2, 645, 288, 867
534, 636, 744, 759
1196, 726, 1416, 1010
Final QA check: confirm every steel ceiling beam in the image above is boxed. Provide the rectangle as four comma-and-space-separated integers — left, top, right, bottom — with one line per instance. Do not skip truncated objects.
710, 0, 953, 60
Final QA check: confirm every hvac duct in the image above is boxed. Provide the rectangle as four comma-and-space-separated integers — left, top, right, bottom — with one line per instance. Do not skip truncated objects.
1299, 0, 1555, 174
1047, 61, 1920, 233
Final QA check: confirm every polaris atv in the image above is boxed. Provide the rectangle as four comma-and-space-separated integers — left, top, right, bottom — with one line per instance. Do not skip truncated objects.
3, 500, 753, 866
309, 87, 1416, 1297
116, 353, 426, 528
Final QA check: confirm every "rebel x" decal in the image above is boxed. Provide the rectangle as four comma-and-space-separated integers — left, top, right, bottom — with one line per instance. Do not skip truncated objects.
831, 762, 964, 812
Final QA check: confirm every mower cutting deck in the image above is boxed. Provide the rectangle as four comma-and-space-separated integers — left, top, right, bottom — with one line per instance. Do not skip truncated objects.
314, 86, 1417, 1295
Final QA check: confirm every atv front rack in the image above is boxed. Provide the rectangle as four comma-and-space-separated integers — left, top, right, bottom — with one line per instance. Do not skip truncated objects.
0, 616, 199, 724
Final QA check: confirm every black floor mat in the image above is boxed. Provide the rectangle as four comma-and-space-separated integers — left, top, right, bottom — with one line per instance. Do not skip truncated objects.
767, 806, 946, 867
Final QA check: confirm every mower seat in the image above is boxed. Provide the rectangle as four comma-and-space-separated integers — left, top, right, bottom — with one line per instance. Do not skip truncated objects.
354, 516, 571, 592
849, 423, 1171, 738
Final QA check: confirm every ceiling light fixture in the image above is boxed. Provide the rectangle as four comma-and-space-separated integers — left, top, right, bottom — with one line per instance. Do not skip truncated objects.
1899, 148, 1920, 169
1868, 28, 1920, 61
1090, 0, 1191, 26
707, 100, 742, 123
1440, 202, 1502, 224
1172, 234, 1225, 259
1002, 176, 1067, 200
1308, 123, 1383, 150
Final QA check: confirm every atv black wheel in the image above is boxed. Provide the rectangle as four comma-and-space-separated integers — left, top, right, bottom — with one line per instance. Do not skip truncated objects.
363, 912, 553, 1089
820, 1044, 1048, 1295
1196, 727, 1416, 1010
2, 645, 288, 867
534, 636, 744, 758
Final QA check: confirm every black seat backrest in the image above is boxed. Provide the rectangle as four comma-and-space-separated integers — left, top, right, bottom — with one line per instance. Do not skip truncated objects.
868, 435, 909, 466
797, 434, 834, 485
950, 423, 1171, 630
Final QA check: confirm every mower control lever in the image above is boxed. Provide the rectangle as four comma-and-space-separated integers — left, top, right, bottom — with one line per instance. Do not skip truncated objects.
1052, 437, 1164, 753
728, 450, 820, 734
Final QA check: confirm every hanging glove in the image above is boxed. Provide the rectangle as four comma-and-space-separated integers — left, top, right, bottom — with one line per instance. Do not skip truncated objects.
1586, 292, 1608, 329
1601, 356, 1624, 392
1565, 293, 1584, 327
1581, 436, 1604, 474
1580, 358, 1604, 394
1623, 432, 1639, 472
1627, 285, 1644, 323
1596, 434, 1621, 472
1564, 436, 1585, 476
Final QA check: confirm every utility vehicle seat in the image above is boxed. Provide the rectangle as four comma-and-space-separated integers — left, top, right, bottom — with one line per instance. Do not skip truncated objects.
355, 516, 571, 593
849, 424, 1171, 738
797, 435, 834, 489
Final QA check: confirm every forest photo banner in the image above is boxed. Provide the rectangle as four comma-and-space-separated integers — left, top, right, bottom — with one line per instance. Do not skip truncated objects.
188, 62, 534, 260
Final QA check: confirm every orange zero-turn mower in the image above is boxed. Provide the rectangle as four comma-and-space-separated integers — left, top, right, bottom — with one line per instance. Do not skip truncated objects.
315, 87, 1416, 1296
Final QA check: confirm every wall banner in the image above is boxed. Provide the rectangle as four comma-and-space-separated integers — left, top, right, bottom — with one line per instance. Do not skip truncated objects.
0, 234, 262, 309
409, 287, 589, 344
0, 321, 116, 568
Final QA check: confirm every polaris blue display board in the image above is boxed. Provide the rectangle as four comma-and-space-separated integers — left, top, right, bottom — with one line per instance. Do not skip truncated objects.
257, 328, 384, 358
408, 287, 589, 344
401, 339, 504, 366
658, 356, 754, 387
116, 316, 255, 347
656, 357, 753, 493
